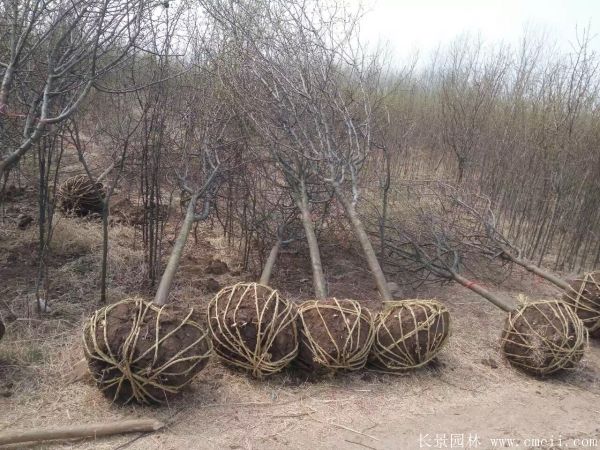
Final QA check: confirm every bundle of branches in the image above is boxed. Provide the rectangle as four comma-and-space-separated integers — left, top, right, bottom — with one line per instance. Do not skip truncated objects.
208, 282, 298, 378
295, 298, 374, 376
83, 298, 211, 404
373, 182, 587, 376
369, 300, 451, 372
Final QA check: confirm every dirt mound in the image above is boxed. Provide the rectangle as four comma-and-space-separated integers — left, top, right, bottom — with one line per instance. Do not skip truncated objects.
206, 259, 229, 275
369, 300, 451, 371
208, 283, 297, 378
83, 298, 211, 404
295, 298, 374, 376
501, 300, 587, 376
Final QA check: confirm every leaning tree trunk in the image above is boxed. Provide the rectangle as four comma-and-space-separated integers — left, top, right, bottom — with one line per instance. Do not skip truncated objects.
295, 184, 327, 299
502, 252, 573, 292
450, 271, 514, 312
334, 187, 392, 301
259, 237, 282, 286
154, 193, 200, 306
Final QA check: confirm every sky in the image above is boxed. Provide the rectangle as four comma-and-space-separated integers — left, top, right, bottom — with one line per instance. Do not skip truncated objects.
353, 0, 600, 63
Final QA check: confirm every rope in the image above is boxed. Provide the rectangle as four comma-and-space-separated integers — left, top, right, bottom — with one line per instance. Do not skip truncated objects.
562, 271, 600, 334
207, 282, 298, 378
83, 298, 212, 404
296, 298, 374, 373
57, 175, 105, 215
370, 300, 451, 372
501, 300, 587, 376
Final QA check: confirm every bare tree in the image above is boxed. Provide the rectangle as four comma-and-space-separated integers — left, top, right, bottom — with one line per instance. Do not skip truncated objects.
0, 0, 152, 179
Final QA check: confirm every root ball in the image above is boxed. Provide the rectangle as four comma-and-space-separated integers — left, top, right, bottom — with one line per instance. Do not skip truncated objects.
501, 300, 587, 376
562, 271, 600, 338
58, 175, 105, 216
208, 283, 298, 378
83, 298, 211, 404
369, 300, 450, 371
296, 298, 374, 375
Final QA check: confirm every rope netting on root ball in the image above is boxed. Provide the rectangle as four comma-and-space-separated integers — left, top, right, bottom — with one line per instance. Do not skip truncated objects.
562, 271, 600, 338
83, 298, 212, 404
58, 175, 105, 216
369, 300, 451, 372
501, 300, 587, 376
207, 283, 298, 378
295, 298, 374, 376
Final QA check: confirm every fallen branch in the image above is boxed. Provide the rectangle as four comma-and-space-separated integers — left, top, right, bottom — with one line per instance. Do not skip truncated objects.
0, 419, 164, 446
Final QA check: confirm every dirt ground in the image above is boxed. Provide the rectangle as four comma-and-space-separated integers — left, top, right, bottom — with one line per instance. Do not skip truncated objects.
1, 190, 600, 450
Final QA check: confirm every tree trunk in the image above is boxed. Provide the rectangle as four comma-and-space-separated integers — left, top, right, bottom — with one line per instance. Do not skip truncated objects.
259, 238, 281, 286
451, 271, 514, 312
334, 187, 392, 301
296, 185, 327, 299
503, 252, 572, 292
153, 194, 198, 306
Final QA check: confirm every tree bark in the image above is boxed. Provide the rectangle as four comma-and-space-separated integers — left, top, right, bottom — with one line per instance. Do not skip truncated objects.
153, 194, 198, 306
259, 238, 281, 286
0, 419, 163, 446
503, 252, 573, 292
296, 185, 327, 299
334, 187, 392, 301
451, 271, 514, 312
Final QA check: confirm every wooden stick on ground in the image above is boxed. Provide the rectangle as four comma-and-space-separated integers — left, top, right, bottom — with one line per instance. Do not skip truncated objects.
0, 419, 164, 446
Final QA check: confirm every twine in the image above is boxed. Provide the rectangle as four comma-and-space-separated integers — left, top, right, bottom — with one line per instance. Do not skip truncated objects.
58, 174, 105, 214
83, 298, 212, 404
562, 271, 600, 334
370, 300, 451, 372
207, 282, 298, 378
297, 298, 374, 372
501, 300, 587, 376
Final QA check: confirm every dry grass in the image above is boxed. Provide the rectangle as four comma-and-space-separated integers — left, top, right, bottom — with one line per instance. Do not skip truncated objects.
1, 195, 600, 449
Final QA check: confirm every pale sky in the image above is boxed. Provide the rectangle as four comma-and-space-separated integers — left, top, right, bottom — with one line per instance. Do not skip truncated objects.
354, 0, 600, 62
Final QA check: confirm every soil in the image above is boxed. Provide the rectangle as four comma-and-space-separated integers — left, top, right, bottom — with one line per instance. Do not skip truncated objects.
1, 195, 600, 448
208, 284, 297, 376
563, 272, 600, 338
84, 299, 211, 404
501, 301, 586, 375
369, 301, 450, 371
295, 299, 373, 375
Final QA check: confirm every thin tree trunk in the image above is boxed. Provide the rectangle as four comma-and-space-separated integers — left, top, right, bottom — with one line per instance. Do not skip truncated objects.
451, 271, 514, 312
154, 194, 198, 306
334, 187, 392, 301
296, 185, 327, 299
259, 238, 281, 286
503, 252, 573, 292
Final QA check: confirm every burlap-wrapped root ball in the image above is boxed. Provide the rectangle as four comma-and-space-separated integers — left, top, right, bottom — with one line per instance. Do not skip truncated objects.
369, 300, 450, 372
562, 271, 600, 338
83, 298, 211, 404
501, 300, 587, 376
208, 283, 298, 378
58, 174, 105, 215
295, 298, 374, 376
